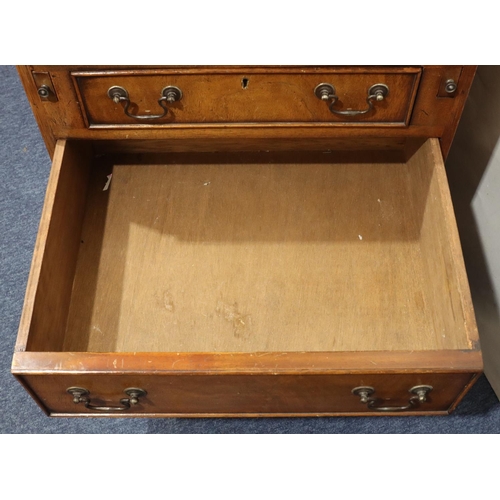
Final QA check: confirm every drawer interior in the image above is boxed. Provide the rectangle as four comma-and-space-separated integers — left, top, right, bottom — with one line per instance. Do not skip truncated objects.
21, 139, 473, 354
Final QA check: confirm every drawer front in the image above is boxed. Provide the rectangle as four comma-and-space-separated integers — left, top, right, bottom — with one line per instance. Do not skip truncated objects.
72, 68, 421, 127
21, 372, 475, 416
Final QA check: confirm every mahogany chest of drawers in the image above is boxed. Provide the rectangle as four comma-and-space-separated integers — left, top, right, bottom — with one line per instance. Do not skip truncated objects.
12, 65, 482, 416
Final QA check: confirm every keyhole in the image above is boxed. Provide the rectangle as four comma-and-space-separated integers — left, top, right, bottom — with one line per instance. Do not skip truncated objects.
242, 78, 249, 89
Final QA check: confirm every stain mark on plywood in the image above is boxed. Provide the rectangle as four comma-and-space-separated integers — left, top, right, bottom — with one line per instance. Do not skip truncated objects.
155, 289, 175, 313
216, 299, 252, 339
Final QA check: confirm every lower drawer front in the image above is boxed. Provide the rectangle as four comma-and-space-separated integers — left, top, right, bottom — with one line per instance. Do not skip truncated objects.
22, 373, 475, 416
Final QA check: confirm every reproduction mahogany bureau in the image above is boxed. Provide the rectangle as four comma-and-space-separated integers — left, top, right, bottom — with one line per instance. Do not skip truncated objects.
12, 65, 482, 416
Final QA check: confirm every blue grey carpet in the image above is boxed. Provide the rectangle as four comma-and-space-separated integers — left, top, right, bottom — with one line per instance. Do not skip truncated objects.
1, 64, 499, 433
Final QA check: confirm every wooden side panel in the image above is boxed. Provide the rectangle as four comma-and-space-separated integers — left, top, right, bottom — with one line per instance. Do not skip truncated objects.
408, 139, 480, 348
16, 140, 92, 352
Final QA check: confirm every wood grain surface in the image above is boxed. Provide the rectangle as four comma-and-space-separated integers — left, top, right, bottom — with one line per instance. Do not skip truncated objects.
16, 141, 92, 353
17, 66, 475, 160
18, 371, 477, 416
72, 69, 420, 126
13, 350, 482, 375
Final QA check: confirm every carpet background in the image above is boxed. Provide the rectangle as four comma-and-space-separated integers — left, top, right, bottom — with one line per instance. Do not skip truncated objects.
1, 64, 499, 433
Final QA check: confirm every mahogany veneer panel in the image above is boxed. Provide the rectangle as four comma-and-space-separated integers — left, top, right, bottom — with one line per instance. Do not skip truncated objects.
16, 66, 475, 159
72, 68, 420, 126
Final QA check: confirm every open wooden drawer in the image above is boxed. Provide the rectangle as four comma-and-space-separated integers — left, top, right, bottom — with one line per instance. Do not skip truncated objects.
12, 137, 481, 416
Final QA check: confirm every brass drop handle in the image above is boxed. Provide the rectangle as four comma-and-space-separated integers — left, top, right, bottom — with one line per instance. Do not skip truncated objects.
107, 85, 182, 120
352, 385, 433, 412
314, 83, 389, 116
67, 387, 147, 412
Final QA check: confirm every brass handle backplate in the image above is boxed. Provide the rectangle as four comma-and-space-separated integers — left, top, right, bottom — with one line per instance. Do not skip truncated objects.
315, 83, 389, 116
352, 385, 433, 412
67, 387, 147, 412
107, 85, 182, 120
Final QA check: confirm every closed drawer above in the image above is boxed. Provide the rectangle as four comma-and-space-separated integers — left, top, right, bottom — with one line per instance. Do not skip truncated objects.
72, 67, 422, 127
